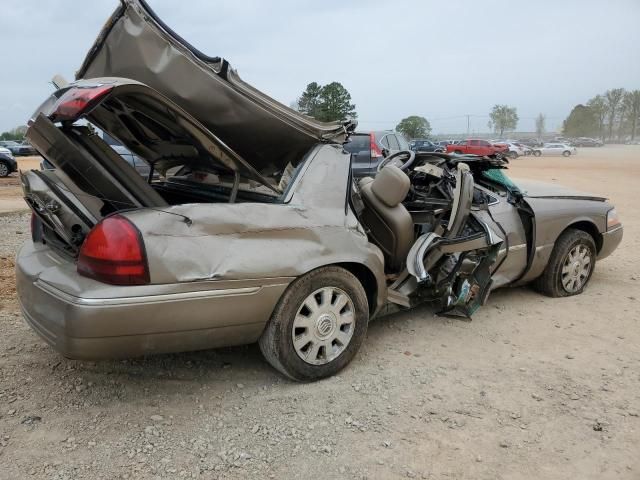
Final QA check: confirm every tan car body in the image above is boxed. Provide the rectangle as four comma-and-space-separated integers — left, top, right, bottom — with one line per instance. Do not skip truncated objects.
15, 0, 622, 365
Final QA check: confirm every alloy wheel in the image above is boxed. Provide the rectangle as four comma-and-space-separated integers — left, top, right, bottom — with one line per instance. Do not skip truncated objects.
291, 287, 356, 365
0, 163, 8, 177
561, 244, 592, 293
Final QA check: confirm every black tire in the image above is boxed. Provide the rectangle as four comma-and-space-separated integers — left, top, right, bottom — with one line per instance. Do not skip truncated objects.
509, 151, 518, 159
533, 228, 596, 298
259, 266, 369, 382
533, 150, 542, 157
0, 161, 10, 178
562, 150, 571, 157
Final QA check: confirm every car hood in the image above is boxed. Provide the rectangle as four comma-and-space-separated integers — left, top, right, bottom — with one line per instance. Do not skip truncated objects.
516, 179, 606, 201
76, 0, 354, 175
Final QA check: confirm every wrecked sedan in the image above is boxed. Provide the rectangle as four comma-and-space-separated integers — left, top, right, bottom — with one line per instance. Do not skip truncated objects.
16, 0, 623, 381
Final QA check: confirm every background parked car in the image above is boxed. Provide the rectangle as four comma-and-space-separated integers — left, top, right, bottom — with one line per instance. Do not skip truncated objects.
41, 134, 159, 179
518, 138, 544, 148
344, 131, 409, 177
0, 147, 18, 177
493, 141, 527, 159
409, 139, 445, 153
0, 140, 37, 156
446, 139, 505, 156
434, 140, 453, 149
572, 137, 603, 147
532, 143, 577, 157
102, 133, 158, 179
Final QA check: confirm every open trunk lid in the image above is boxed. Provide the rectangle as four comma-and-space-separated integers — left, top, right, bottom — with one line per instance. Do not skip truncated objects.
23, 108, 171, 256
77, 0, 354, 175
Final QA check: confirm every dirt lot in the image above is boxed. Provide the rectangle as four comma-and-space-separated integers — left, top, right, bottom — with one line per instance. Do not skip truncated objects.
0, 147, 639, 480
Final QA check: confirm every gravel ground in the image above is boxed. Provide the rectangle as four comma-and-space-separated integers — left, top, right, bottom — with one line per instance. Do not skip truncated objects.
0, 147, 639, 480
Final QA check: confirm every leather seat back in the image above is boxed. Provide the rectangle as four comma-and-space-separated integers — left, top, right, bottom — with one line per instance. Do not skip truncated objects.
358, 166, 414, 272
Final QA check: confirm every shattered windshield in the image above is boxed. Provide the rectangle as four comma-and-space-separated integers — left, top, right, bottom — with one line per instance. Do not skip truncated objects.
481, 167, 522, 197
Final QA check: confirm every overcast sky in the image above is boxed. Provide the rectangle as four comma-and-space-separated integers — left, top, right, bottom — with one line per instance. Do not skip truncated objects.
1, 0, 639, 135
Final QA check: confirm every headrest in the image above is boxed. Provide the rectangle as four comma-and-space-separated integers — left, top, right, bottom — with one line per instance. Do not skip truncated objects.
371, 165, 410, 207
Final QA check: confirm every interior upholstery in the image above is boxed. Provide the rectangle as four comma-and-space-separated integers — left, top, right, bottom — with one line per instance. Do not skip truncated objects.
359, 166, 414, 272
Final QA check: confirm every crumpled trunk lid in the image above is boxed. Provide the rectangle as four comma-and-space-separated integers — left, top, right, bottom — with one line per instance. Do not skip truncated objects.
77, 0, 353, 175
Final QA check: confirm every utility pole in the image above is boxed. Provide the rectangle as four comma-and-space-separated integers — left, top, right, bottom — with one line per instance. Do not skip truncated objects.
466, 114, 470, 137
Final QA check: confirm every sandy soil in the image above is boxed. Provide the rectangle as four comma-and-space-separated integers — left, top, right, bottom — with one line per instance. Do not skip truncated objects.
0, 156, 40, 214
0, 146, 639, 479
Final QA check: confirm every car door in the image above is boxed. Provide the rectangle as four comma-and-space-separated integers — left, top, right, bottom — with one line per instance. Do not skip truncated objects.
404, 164, 504, 317
344, 134, 373, 178
468, 139, 481, 154
396, 134, 410, 152
478, 140, 493, 156
547, 144, 562, 155
473, 185, 528, 288
386, 134, 401, 155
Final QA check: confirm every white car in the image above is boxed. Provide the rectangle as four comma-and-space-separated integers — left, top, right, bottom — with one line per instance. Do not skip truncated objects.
532, 143, 577, 157
506, 143, 526, 158
491, 141, 526, 159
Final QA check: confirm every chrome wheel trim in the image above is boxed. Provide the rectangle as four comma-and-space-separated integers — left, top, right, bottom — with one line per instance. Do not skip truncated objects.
0, 163, 8, 177
291, 287, 355, 366
561, 244, 592, 292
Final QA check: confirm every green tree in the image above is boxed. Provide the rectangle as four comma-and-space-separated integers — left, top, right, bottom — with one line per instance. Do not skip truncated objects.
395, 116, 431, 140
587, 95, 607, 140
535, 113, 546, 138
562, 104, 598, 137
604, 88, 625, 140
296, 82, 323, 118
489, 105, 518, 137
623, 90, 640, 140
317, 82, 357, 122
295, 82, 357, 122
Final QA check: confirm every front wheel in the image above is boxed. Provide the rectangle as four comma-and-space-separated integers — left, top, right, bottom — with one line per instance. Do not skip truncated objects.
509, 151, 518, 159
533, 229, 596, 297
259, 266, 369, 382
533, 150, 542, 157
562, 150, 571, 157
0, 161, 10, 178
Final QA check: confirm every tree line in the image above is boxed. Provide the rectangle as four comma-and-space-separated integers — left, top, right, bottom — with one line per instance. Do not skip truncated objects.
563, 88, 640, 141
295, 82, 533, 141
0, 125, 27, 141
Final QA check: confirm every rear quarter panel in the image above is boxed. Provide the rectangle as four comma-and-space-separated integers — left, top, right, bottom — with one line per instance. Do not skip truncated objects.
124, 145, 387, 309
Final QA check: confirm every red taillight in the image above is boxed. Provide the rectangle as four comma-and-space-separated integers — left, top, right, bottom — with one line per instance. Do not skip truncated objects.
50, 85, 114, 122
370, 133, 383, 158
77, 215, 149, 286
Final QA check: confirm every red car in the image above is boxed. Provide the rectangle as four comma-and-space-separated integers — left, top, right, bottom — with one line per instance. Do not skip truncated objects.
446, 139, 505, 156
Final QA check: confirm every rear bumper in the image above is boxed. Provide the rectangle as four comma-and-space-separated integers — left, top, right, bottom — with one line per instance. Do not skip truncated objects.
598, 225, 623, 260
16, 241, 290, 359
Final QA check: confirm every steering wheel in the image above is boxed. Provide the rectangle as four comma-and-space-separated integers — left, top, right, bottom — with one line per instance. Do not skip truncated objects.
377, 150, 416, 172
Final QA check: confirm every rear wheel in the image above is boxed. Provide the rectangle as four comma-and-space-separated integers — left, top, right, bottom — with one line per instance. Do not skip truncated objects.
259, 266, 369, 382
509, 151, 518, 159
533, 229, 596, 297
533, 150, 542, 157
